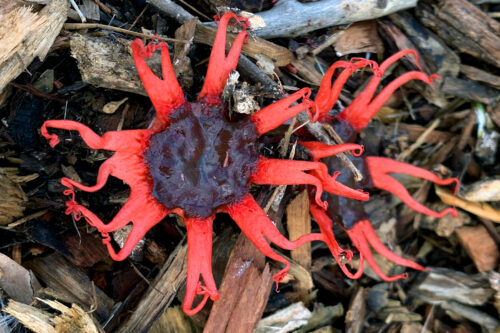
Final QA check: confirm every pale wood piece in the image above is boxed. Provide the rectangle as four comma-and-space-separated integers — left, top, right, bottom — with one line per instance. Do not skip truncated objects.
436, 186, 500, 223
5, 298, 102, 333
0, 1, 45, 64
398, 119, 441, 162
0, 0, 69, 93
255, 302, 312, 332
345, 287, 366, 333
417, 0, 500, 68
462, 179, 500, 202
286, 190, 312, 271
204, 234, 274, 333
287, 259, 314, 292
117, 241, 188, 333
456, 226, 499, 272
25, 253, 114, 322
0, 168, 27, 225
69, 34, 154, 95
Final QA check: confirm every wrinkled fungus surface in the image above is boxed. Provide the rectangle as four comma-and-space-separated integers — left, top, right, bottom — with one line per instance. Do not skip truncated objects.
146, 101, 259, 218
41, 12, 459, 316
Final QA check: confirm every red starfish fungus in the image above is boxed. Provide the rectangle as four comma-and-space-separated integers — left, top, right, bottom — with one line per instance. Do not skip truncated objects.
300, 50, 459, 281
41, 13, 368, 315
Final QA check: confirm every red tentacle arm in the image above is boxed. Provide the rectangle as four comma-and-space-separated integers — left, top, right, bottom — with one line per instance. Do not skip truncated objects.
65, 189, 160, 233
42, 120, 105, 149
345, 219, 425, 281
309, 202, 365, 279
299, 141, 364, 161
42, 120, 150, 151
338, 50, 439, 132
365, 157, 459, 218
309, 169, 369, 201
340, 71, 439, 131
131, 39, 185, 130
60, 159, 113, 193
98, 205, 167, 261
64, 189, 168, 261
224, 194, 324, 284
314, 58, 377, 120
347, 51, 419, 112
251, 88, 316, 136
251, 157, 328, 209
198, 13, 249, 102
183, 216, 219, 316
367, 72, 439, 119
379, 49, 423, 73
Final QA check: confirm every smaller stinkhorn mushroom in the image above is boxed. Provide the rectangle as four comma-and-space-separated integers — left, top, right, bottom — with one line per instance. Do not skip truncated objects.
299, 51, 459, 281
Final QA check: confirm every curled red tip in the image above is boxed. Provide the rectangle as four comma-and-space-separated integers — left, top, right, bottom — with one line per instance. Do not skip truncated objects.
337, 49, 439, 132
41, 122, 60, 147
225, 194, 325, 295
366, 157, 459, 218
429, 73, 440, 82
300, 141, 364, 162
345, 219, 424, 281
183, 216, 219, 316
314, 58, 377, 120
309, 201, 364, 279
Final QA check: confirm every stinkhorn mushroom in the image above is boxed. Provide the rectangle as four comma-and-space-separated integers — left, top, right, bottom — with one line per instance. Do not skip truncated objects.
41, 13, 368, 315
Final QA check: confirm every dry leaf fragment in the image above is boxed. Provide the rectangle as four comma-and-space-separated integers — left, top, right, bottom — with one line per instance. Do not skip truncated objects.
334, 21, 384, 56
102, 97, 128, 114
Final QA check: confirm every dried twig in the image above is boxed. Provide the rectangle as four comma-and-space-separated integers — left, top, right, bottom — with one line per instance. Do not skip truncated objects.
6, 209, 49, 230
64, 23, 189, 43
398, 118, 441, 161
